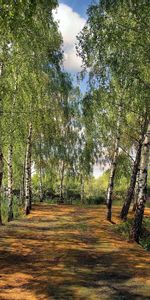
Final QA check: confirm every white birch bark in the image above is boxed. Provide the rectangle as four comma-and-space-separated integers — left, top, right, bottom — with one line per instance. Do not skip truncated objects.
8, 144, 13, 221
80, 174, 85, 204
59, 161, 65, 204
106, 104, 122, 221
25, 123, 32, 215
120, 118, 147, 219
132, 170, 140, 212
0, 62, 4, 224
39, 165, 43, 202
0, 147, 4, 224
131, 122, 150, 243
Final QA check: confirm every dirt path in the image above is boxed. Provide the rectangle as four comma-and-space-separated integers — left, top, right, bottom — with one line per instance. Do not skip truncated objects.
0, 204, 150, 300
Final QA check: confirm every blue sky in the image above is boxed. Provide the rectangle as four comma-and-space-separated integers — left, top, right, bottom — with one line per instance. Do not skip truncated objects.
54, 1, 92, 92
59, 0, 92, 18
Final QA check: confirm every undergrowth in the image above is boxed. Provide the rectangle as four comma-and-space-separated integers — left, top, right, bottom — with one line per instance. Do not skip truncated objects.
1, 196, 23, 223
114, 218, 150, 251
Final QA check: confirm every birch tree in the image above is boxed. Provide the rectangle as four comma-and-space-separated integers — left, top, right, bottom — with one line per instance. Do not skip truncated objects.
120, 118, 148, 220
0, 146, 4, 225
130, 122, 150, 243
7, 144, 13, 221
25, 123, 32, 215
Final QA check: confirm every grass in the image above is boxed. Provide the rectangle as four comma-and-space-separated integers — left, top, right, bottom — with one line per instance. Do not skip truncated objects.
113, 217, 150, 251
1, 196, 23, 223
140, 218, 150, 251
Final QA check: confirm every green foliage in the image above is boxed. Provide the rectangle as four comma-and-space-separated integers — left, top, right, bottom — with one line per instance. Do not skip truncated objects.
140, 218, 150, 251
1, 0, 150, 243
85, 195, 105, 205
77, 0, 150, 217
114, 219, 133, 239
114, 218, 150, 251
1, 196, 23, 223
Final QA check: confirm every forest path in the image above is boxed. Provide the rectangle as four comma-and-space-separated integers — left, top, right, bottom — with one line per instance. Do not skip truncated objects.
0, 204, 150, 300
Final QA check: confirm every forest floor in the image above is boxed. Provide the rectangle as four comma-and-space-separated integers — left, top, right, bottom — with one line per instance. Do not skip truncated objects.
0, 204, 150, 300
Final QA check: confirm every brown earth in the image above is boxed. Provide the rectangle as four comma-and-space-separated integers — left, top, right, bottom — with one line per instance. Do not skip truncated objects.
0, 204, 150, 300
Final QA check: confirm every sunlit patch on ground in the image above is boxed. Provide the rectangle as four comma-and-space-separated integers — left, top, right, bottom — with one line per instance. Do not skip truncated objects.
0, 204, 150, 299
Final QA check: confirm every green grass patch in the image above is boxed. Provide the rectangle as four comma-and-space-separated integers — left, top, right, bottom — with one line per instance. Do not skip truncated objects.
140, 218, 150, 251
114, 219, 133, 239
114, 218, 150, 251
1, 196, 23, 223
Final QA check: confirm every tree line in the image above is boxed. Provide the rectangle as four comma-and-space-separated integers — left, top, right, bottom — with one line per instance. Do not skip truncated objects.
0, 1, 88, 218
77, 0, 150, 243
0, 0, 150, 246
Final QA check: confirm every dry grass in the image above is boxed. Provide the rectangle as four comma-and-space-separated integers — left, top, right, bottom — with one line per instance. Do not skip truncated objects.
0, 204, 150, 300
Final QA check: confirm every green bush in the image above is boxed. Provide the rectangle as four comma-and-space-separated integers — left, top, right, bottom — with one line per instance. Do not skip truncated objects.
114, 218, 150, 251
114, 219, 132, 238
1, 196, 23, 223
86, 195, 105, 205
140, 218, 150, 251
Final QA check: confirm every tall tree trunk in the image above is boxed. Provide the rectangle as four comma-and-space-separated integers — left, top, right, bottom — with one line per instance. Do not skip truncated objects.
120, 119, 147, 220
21, 155, 26, 205
39, 138, 43, 202
39, 165, 43, 202
0, 148, 4, 225
25, 123, 32, 215
106, 100, 122, 222
59, 161, 65, 204
120, 142, 142, 220
130, 122, 150, 243
80, 174, 85, 204
106, 135, 120, 221
0, 62, 4, 224
106, 103, 122, 221
29, 147, 32, 210
132, 171, 140, 212
8, 144, 13, 222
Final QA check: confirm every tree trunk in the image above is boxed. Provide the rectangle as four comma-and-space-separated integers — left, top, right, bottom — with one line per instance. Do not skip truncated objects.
120, 141, 142, 220
21, 155, 26, 205
39, 165, 43, 202
39, 138, 43, 202
120, 119, 147, 220
59, 161, 65, 204
0, 148, 4, 225
106, 103, 122, 222
25, 123, 32, 215
106, 136, 120, 221
130, 122, 150, 243
0, 62, 4, 224
132, 171, 140, 212
8, 144, 13, 222
80, 174, 85, 204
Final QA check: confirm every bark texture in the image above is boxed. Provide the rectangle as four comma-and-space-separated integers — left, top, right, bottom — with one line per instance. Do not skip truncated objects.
130, 122, 150, 243
8, 144, 13, 222
80, 174, 85, 204
21, 156, 26, 205
59, 161, 65, 204
0, 148, 4, 225
132, 171, 140, 212
25, 123, 32, 215
106, 104, 122, 221
106, 135, 120, 221
39, 165, 43, 202
120, 121, 147, 220
120, 142, 142, 220
0, 63, 4, 224
39, 139, 43, 202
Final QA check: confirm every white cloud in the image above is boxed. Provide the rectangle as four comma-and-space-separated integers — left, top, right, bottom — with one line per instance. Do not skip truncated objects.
54, 3, 86, 72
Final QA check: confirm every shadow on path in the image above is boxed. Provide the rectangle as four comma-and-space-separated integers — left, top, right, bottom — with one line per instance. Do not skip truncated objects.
0, 204, 150, 300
